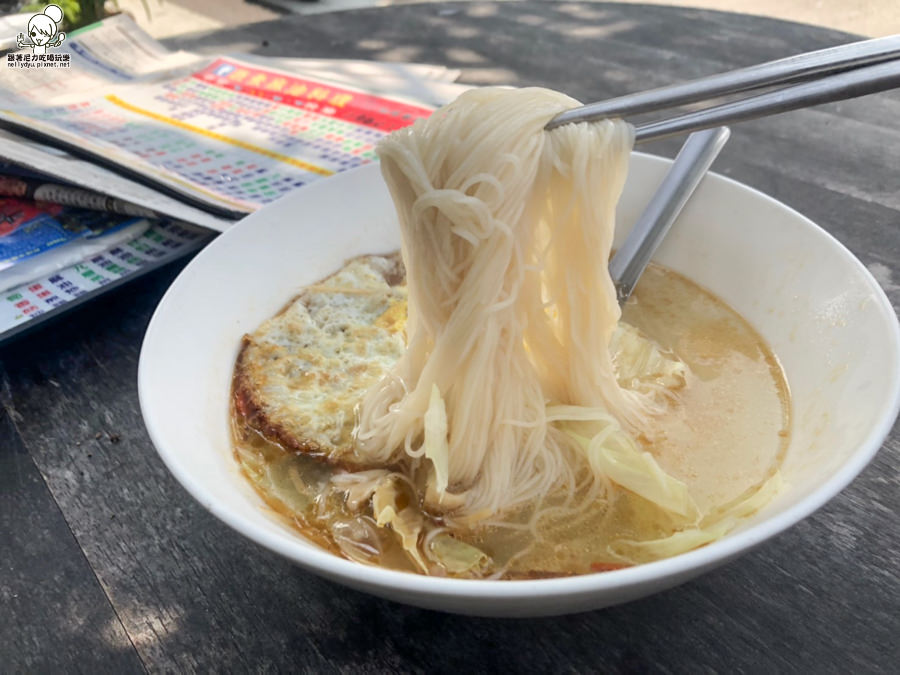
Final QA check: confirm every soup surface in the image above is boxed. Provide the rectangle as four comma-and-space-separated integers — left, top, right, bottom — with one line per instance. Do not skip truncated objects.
232, 255, 790, 578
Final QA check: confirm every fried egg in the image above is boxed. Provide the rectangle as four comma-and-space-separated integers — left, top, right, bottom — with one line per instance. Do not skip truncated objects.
233, 254, 406, 468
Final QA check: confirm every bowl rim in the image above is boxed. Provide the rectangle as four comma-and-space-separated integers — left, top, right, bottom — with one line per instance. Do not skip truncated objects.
138, 153, 900, 601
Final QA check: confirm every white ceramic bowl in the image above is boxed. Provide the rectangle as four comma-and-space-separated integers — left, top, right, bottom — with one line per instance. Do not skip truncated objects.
139, 155, 900, 617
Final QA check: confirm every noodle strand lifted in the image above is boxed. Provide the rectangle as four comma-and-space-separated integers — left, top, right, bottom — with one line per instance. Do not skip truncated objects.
355, 87, 651, 522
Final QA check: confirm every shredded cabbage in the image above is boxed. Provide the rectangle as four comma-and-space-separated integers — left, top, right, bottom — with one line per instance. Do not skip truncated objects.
710, 471, 785, 521
372, 477, 428, 572
546, 322, 697, 521
560, 423, 699, 520
330, 516, 384, 565
264, 456, 329, 514
610, 323, 687, 393
423, 384, 450, 494
610, 472, 785, 562
426, 533, 491, 574
331, 469, 393, 511
610, 520, 735, 561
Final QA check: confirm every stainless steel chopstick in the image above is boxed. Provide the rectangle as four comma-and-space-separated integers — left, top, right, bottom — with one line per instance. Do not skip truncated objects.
547, 34, 900, 128
631, 59, 900, 143
610, 127, 731, 305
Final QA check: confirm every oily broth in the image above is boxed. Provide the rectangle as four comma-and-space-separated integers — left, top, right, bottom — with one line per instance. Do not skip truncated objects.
232, 414, 421, 572
623, 264, 790, 514
231, 261, 790, 578
476, 265, 792, 576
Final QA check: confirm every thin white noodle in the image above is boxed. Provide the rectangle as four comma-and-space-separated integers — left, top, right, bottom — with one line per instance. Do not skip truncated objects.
356, 87, 651, 522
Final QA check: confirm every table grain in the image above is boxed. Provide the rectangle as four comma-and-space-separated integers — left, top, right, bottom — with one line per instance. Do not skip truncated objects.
2, 3, 898, 671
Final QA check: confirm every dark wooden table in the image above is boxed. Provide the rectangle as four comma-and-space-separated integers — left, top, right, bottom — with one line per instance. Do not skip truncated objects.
3, 3, 899, 671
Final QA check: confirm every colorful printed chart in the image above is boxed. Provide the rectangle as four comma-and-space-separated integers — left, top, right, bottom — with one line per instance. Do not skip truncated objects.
9, 57, 433, 212
0, 220, 210, 337
0, 197, 139, 269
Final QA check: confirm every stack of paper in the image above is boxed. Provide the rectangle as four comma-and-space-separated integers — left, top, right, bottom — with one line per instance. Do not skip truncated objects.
0, 13, 465, 339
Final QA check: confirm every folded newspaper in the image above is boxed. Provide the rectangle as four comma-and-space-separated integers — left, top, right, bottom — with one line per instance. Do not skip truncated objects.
0, 12, 465, 339
1, 13, 465, 227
